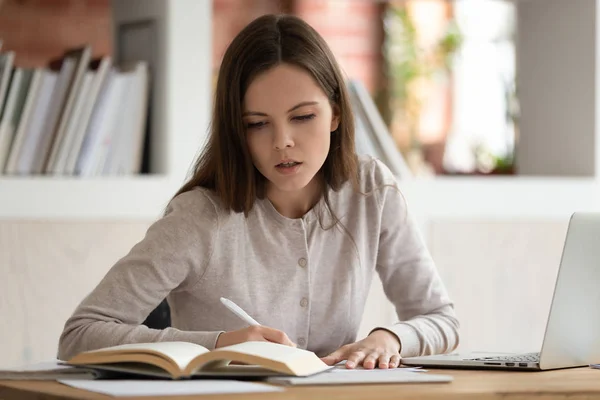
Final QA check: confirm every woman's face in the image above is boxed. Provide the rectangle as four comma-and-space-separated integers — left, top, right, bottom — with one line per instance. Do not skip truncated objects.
243, 63, 339, 198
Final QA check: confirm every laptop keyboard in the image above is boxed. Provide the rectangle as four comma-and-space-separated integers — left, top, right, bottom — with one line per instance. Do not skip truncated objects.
469, 353, 540, 363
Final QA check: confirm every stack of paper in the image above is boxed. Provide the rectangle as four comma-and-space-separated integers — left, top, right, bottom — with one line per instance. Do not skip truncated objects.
0, 360, 100, 380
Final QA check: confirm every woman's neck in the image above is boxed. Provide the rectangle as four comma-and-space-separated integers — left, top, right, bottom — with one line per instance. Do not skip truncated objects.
266, 177, 322, 219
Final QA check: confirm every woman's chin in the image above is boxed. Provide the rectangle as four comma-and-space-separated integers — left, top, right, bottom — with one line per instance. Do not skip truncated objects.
271, 181, 311, 193
267, 175, 314, 193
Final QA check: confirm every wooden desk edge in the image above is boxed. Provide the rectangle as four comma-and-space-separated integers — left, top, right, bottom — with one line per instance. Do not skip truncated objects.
1, 367, 600, 400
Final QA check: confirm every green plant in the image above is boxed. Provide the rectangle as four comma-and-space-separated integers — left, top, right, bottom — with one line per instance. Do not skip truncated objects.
385, 4, 463, 151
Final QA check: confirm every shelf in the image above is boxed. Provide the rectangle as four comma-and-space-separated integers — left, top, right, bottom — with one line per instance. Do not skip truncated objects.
2, 0, 599, 221
2, 175, 599, 220
401, 176, 600, 220
0, 175, 179, 219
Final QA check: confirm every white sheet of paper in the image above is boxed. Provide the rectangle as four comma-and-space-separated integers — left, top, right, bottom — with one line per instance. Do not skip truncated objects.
58, 379, 284, 397
330, 366, 427, 373
333, 361, 426, 373
268, 369, 452, 386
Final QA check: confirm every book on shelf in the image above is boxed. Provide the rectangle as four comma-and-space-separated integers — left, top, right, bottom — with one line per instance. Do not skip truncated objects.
0, 44, 150, 177
347, 79, 412, 179
0, 50, 15, 119
65, 341, 332, 380
42, 46, 92, 174
0, 51, 21, 169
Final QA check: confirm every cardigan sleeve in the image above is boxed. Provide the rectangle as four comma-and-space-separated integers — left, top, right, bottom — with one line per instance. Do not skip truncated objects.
370, 160, 460, 357
57, 189, 222, 360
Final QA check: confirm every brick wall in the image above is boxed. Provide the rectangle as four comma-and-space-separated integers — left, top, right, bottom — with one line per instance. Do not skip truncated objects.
212, 0, 382, 94
0, 0, 112, 68
0, 0, 381, 91
294, 0, 383, 93
212, 0, 291, 73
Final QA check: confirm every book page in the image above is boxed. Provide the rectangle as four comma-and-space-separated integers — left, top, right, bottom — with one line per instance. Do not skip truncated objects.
73, 341, 209, 372
192, 342, 330, 376
213, 341, 315, 362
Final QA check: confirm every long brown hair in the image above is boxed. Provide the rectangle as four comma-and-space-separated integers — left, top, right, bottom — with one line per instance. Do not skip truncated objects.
173, 14, 358, 216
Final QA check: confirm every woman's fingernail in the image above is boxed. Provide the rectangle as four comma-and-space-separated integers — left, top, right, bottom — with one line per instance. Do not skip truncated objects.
346, 361, 355, 368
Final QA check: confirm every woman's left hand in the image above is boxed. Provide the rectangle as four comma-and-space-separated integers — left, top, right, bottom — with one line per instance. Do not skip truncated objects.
320, 329, 401, 369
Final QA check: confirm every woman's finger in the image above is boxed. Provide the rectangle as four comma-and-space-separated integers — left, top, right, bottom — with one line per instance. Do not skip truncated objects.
378, 353, 392, 369
320, 346, 349, 366
362, 351, 380, 369
345, 350, 366, 369
389, 354, 401, 368
257, 326, 296, 347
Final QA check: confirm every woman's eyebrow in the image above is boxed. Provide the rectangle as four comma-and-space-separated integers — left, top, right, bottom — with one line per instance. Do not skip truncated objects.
242, 101, 319, 117
287, 101, 319, 113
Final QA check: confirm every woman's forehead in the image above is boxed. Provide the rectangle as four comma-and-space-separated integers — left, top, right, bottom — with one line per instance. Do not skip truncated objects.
243, 64, 329, 113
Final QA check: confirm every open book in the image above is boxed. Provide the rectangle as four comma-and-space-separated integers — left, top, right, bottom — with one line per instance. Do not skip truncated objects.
67, 341, 331, 379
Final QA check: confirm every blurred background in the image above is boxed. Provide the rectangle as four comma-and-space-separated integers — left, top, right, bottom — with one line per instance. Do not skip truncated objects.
0, 0, 597, 368
0, 0, 520, 178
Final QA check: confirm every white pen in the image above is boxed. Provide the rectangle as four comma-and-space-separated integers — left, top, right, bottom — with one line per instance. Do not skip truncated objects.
220, 297, 261, 326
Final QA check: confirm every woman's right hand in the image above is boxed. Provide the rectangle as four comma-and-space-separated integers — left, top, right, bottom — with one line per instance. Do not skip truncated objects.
215, 326, 297, 348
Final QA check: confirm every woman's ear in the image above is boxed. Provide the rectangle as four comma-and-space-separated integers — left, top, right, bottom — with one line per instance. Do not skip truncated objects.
330, 104, 341, 132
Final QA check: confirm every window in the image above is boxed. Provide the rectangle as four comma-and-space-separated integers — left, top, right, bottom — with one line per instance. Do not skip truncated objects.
385, 0, 517, 175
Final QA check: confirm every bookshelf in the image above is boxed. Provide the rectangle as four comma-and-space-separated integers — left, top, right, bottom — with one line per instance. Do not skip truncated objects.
1, 0, 600, 220
0, 0, 212, 220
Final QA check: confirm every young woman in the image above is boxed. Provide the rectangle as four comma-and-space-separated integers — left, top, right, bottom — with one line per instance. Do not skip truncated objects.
58, 14, 459, 370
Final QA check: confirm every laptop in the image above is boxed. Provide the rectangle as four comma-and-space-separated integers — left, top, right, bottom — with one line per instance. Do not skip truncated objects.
402, 212, 600, 371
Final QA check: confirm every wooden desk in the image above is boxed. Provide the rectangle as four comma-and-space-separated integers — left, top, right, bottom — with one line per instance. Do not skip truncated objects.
1, 367, 600, 400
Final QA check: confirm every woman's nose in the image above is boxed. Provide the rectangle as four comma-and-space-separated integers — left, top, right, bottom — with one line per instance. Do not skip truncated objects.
273, 125, 294, 150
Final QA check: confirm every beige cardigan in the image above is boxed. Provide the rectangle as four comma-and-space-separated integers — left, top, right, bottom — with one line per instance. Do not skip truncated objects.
58, 156, 459, 360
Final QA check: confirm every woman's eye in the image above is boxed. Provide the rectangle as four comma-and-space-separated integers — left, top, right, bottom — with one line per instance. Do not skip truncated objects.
246, 121, 267, 130
293, 114, 316, 122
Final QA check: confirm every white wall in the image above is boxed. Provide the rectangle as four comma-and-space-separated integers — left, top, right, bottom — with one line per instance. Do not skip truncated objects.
0, 221, 150, 368
358, 217, 570, 354
429, 218, 568, 353
0, 216, 571, 368
516, 0, 596, 176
